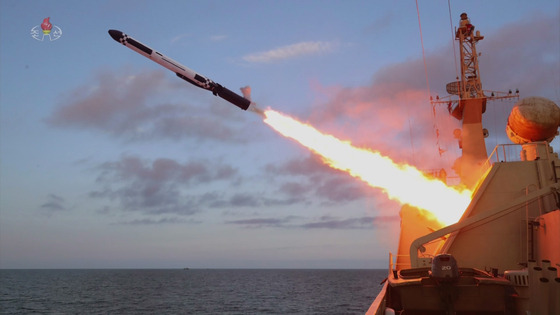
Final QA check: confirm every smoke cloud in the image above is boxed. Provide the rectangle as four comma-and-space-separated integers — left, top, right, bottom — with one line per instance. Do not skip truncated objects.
47, 68, 251, 143
303, 12, 559, 173
243, 41, 339, 63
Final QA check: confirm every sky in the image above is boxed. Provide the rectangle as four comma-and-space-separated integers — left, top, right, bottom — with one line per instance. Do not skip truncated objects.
1, 0, 558, 269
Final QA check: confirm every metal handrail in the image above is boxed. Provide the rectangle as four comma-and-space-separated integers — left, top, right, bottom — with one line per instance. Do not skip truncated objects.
486, 142, 551, 164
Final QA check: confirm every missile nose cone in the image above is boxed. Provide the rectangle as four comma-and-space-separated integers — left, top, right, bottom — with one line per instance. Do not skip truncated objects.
108, 29, 124, 42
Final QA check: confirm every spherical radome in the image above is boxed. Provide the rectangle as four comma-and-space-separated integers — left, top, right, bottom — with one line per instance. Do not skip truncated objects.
506, 97, 560, 144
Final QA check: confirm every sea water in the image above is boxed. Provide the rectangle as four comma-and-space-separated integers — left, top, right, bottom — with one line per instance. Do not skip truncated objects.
0, 269, 386, 314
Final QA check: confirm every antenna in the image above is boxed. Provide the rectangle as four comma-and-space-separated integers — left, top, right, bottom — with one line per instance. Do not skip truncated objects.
431, 13, 519, 119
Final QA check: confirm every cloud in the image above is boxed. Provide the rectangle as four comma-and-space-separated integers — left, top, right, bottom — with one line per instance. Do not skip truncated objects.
278, 181, 312, 198
301, 215, 399, 229
243, 41, 338, 63
90, 156, 238, 216
89, 155, 313, 217
226, 217, 293, 228
303, 50, 461, 170
47, 68, 250, 143
113, 217, 200, 225
203, 190, 305, 209
309, 84, 448, 171
477, 13, 559, 101
315, 176, 370, 203
364, 12, 395, 35
264, 154, 372, 204
265, 154, 333, 176
40, 194, 67, 214
227, 215, 399, 230
171, 33, 192, 44
97, 156, 237, 184
210, 35, 227, 41
207, 192, 261, 208
303, 12, 559, 174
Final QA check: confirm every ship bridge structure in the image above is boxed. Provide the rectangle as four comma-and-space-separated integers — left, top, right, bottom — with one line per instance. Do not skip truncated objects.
369, 12, 560, 315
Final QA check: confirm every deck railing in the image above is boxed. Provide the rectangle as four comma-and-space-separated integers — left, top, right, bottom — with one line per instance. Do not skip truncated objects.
486, 142, 551, 164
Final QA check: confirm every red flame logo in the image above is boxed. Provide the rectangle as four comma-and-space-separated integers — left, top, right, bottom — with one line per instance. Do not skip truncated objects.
41, 17, 52, 34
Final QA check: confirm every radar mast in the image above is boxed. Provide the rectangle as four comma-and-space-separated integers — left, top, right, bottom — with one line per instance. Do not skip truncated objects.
433, 13, 518, 187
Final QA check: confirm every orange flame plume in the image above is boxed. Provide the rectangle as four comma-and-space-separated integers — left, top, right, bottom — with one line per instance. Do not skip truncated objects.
263, 109, 472, 226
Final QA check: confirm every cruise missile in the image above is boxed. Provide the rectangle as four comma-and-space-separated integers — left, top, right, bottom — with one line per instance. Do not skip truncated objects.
108, 29, 251, 111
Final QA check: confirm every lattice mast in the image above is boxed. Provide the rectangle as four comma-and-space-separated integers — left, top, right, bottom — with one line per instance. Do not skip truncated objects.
457, 13, 485, 101
432, 13, 518, 187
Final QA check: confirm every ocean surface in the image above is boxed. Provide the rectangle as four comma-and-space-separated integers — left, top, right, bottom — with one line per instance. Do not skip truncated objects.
0, 269, 386, 314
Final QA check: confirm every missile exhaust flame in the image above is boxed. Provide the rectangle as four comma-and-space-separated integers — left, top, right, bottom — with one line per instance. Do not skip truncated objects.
261, 109, 472, 226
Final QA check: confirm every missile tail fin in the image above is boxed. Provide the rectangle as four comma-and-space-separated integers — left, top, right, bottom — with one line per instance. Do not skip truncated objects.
214, 84, 251, 110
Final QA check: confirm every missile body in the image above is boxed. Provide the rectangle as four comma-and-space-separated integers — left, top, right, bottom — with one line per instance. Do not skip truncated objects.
108, 29, 251, 111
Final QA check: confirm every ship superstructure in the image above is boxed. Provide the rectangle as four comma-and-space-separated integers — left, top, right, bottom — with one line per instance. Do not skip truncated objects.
368, 13, 560, 315
437, 12, 519, 188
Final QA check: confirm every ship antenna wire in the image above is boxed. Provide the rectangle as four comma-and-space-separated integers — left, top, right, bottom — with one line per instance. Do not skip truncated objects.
448, 0, 460, 80
409, 0, 437, 166
415, 0, 431, 97
415, 0, 439, 165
